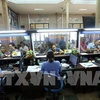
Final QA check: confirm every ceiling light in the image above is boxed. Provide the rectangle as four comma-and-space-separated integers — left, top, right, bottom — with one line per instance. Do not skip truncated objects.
0, 30, 26, 33
37, 29, 78, 32
84, 28, 100, 31
79, 9, 87, 11
34, 8, 44, 10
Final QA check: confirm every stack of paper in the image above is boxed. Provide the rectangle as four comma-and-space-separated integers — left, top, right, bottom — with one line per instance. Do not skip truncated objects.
61, 63, 69, 68
27, 65, 41, 72
80, 62, 98, 68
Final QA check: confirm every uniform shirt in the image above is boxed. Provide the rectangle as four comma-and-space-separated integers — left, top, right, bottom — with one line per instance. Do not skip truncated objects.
49, 48, 61, 52
87, 42, 96, 49
41, 61, 62, 77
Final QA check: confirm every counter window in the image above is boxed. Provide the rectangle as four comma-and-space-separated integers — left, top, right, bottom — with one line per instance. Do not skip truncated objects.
31, 32, 77, 56
79, 31, 100, 53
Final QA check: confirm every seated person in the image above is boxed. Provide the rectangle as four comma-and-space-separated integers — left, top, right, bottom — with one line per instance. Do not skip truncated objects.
49, 44, 64, 55
0, 45, 6, 58
41, 51, 62, 77
8, 43, 19, 57
19, 41, 29, 52
80, 37, 87, 53
87, 38, 100, 52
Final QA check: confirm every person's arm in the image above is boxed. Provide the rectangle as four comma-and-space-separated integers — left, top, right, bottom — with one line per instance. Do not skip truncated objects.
80, 45, 87, 52
0, 73, 4, 78
59, 49, 64, 54
40, 63, 45, 72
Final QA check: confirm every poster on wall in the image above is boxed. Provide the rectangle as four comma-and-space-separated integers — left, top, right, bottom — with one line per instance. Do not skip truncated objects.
8, 7, 19, 29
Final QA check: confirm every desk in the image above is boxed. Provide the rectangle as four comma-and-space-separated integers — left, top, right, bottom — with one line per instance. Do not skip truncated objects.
79, 53, 100, 62
0, 57, 33, 66
35, 54, 70, 58
79, 53, 100, 56
78, 62, 100, 68
35, 54, 70, 64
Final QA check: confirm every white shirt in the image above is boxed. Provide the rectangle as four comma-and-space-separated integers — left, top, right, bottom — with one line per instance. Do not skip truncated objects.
19, 45, 29, 52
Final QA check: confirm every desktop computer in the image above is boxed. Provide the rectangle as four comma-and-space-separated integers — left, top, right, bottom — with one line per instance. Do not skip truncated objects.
69, 54, 78, 67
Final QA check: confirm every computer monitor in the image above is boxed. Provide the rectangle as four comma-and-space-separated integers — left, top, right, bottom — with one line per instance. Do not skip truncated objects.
69, 54, 78, 67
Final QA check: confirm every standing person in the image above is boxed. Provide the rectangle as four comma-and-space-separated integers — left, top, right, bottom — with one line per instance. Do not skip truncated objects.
70, 40, 76, 49
19, 41, 29, 52
41, 51, 62, 77
58, 37, 66, 50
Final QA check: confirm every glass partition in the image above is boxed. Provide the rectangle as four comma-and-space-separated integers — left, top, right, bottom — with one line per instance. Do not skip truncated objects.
31, 29, 78, 56
0, 31, 31, 54
79, 30, 100, 53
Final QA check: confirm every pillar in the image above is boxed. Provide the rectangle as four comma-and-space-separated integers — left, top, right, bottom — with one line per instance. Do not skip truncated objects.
65, 0, 70, 28
95, 0, 100, 27
65, 0, 70, 49
0, 0, 10, 30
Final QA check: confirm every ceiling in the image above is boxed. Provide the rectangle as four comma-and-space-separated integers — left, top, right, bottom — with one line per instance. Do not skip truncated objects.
7, 0, 96, 14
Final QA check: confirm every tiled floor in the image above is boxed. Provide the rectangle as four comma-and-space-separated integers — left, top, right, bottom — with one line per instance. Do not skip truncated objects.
5, 88, 100, 100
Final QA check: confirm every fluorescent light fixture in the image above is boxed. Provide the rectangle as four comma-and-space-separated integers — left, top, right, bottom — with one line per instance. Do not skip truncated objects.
79, 9, 87, 11
0, 30, 26, 33
81, 31, 100, 34
84, 28, 100, 31
34, 8, 44, 10
71, 0, 96, 4
0, 33, 28, 37
37, 29, 78, 32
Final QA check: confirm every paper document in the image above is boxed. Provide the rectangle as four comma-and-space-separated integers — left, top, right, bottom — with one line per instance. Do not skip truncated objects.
61, 63, 69, 68
27, 65, 41, 72
80, 62, 98, 68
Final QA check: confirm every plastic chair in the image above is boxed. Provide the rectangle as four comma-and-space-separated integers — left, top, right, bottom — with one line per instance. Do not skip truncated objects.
43, 73, 65, 100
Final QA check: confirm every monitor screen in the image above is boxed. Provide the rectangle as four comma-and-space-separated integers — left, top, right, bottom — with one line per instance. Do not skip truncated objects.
69, 54, 78, 66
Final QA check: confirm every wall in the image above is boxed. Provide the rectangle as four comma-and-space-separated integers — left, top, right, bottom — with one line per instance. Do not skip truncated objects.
18, 14, 94, 29
0, 0, 10, 30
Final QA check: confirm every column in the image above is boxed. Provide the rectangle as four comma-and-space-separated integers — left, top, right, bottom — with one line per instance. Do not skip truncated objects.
96, 0, 100, 27
65, 0, 70, 49
65, 0, 70, 28
0, 0, 10, 30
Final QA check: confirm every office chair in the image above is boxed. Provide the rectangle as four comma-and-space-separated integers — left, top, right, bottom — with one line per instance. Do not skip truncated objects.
0, 76, 7, 100
43, 73, 65, 100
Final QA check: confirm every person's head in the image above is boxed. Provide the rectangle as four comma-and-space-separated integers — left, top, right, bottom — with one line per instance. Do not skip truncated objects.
72, 40, 75, 44
94, 38, 100, 46
9, 43, 16, 51
81, 37, 86, 43
0, 45, 6, 53
61, 37, 64, 41
46, 51, 54, 63
20, 41, 25, 47
52, 44, 56, 51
